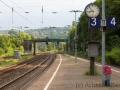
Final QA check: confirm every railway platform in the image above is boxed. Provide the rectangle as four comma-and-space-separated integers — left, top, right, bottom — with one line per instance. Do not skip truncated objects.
23, 54, 120, 90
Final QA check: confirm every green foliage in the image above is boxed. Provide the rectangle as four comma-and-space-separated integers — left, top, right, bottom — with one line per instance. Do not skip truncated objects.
0, 30, 35, 56
95, 56, 101, 62
69, 26, 75, 40
0, 55, 33, 67
47, 42, 54, 51
0, 59, 17, 66
40, 45, 47, 52
5, 47, 14, 56
106, 48, 120, 65
20, 46, 24, 53
8, 29, 18, 36
67, 0, 120, 66
106, 35, 120, 51
24, 27, 68, 39
0, 48, 4, 55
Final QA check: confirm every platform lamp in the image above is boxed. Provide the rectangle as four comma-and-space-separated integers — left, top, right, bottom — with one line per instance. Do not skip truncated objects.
69, 10, 82, 63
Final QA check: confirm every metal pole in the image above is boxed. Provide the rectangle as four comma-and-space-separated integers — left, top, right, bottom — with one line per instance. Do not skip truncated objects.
19, 30, 20, 50
102, 0, 106, 84
51, 29, 52, 39
64, 32, 66, 53
19, 26, 22, 51
68, 36, 69, 55
68, 26, 70, 56
42, 6, 43, 24
66, 35, 67, 53
66, 25, 70, 56
12, 7, 13, 24
75, 12, 77, 63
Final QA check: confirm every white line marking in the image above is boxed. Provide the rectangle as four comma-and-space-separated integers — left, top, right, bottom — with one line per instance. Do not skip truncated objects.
95, 63, 101, 67
44, 54, 62, 90
111, 69, 120, 73
78, 57, 120, 73
78, 58, 89, 62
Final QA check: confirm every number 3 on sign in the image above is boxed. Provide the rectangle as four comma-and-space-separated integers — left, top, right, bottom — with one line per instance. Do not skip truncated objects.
90, 17, 100, 28
91, 18, 96, 26
110, 17, 116, 26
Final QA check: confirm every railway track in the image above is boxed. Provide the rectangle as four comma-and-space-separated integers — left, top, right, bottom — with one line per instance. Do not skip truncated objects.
0, 52, 56, 90
0, 53, 47, 75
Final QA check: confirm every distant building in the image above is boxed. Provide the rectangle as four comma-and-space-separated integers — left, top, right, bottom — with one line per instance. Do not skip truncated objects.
32, 31, 39, 36
0, 32, 4, 35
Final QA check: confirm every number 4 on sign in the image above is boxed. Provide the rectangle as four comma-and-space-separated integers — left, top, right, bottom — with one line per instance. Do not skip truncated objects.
111, 17, 116, 26
107, 17, 118, 28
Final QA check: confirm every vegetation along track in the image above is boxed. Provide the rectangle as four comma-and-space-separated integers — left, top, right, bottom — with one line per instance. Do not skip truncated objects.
0, 52, 56, 90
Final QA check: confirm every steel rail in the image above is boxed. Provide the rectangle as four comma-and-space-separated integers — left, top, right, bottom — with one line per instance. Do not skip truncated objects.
0, 53, 54, 89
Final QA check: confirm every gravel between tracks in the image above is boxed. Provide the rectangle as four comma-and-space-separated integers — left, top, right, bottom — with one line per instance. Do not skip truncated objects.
0, 53, 55, 90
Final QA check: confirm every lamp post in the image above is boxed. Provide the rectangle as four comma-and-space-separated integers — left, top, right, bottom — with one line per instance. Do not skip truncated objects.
64, 31, 67, 53
51, 12, 57, 39
19, 26, 22, 51
66, 25, 71, 56
69, 10, 82, 63
50, 26, 56, 39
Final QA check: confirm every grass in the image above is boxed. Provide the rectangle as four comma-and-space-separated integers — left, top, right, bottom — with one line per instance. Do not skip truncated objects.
84, 65, 101, 76
71, 62, 80, 65
0, 55, 33, 67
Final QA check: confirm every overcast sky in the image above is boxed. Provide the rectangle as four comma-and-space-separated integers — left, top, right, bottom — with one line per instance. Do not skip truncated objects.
0, 0, 96, 30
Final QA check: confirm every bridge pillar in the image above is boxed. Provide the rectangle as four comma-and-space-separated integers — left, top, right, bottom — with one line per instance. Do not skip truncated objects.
33, 42, 36, 55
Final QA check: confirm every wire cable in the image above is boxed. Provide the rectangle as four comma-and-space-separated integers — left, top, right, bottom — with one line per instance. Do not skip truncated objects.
0, 0, 39, 28
13, 0, 72, 8
9, 0, 42, 25
9, 0, 25, 11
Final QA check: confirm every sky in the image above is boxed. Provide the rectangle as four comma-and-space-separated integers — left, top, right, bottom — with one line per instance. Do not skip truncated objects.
0, 0, 96, 30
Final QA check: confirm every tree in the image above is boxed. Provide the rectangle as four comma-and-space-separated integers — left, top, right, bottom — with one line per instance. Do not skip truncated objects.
0, 48, 4, 55
8, 29, 18, 36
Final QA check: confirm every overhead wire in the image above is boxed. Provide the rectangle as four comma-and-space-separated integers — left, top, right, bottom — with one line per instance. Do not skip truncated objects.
44, 0, 72, 6
9, 0, 42, 24
13, 0, 72, 8
0, 0, 73, 28
4, 0, 72, 28
9, 0, 25, 11
0, 0, 39, 28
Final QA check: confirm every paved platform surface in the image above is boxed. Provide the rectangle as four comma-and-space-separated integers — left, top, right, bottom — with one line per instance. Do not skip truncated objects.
24, 54, 120, 90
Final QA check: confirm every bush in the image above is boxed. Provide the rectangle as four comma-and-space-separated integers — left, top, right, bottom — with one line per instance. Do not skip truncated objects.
106, 47, 120, 65
20, 46, 24, 54
0, 48, 4, 55
95, 56, 101, 62
5, 47, 14, 56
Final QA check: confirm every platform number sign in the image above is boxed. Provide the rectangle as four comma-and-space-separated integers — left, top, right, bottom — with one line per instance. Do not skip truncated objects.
107, 17, 118, 28
90, 17, 100, 28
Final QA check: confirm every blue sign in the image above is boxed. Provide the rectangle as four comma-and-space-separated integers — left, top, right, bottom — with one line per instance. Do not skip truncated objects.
89, 17, 101, 28
106, 17, 118, 28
